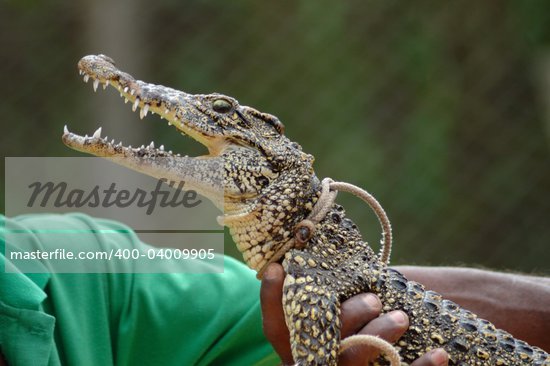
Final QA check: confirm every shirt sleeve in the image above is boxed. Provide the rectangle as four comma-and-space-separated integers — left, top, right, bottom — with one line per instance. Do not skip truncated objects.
1, 213, 279, 366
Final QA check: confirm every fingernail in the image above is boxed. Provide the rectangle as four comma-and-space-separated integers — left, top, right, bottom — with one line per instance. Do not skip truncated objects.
430, 349, 449, 366
365, 293, 381, 309
389, 310, 408, 326
263, 264, 279, 280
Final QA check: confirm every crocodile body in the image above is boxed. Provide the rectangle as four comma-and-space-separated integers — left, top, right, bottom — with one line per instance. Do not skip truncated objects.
64, 54, 550, 365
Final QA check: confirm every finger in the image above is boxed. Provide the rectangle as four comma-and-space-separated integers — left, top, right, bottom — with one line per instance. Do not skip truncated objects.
410, 348, 449, 366
340, 293, 382, 338
260, 263, 293, 365
339, 311, 409, 364
360, 310, 409, 343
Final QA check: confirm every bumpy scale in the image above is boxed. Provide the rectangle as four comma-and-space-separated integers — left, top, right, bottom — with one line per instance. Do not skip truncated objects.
64, 54, 550, 366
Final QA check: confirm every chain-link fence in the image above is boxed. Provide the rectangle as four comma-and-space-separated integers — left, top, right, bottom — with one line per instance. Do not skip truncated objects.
1, 0, 549, 273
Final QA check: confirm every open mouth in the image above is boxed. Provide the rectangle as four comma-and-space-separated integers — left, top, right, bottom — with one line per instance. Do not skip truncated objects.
63, 55, 225, 201
62, 54, 219, 160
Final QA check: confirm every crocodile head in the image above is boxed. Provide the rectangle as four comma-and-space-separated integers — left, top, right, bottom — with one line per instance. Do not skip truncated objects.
63, 54, 317, 270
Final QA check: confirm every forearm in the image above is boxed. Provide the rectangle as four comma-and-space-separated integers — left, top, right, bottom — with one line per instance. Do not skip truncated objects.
395, 266, 550, 351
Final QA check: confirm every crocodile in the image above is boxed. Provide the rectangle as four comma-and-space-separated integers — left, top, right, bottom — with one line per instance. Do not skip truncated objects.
63, 54, 550, 366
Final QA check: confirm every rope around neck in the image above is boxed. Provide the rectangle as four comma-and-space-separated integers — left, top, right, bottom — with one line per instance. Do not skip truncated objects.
313, 178, 393, 265
256, 177, 393, 279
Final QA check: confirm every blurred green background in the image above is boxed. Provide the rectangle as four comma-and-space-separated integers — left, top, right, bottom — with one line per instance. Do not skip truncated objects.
1, 1, 549, 273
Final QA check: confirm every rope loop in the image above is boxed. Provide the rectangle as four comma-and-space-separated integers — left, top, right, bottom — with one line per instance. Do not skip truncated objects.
340, 334, 402, 365
308, 178, 393, 265
327, 180, 393, 265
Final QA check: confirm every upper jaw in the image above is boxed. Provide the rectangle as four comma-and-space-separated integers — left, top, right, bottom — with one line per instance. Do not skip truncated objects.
69, 54, 223, 157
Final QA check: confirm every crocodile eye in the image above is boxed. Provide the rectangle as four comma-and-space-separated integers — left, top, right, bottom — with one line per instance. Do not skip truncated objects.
212, 99, 232, 113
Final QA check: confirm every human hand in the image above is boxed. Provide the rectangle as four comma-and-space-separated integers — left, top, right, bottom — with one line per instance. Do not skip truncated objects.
260, 263, 448, 366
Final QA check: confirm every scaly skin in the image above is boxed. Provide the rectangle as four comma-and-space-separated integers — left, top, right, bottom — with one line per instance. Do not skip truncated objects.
64, 54, 550, 366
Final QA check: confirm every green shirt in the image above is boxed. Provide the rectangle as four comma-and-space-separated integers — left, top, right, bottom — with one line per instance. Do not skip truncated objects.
0, 214, 279, 366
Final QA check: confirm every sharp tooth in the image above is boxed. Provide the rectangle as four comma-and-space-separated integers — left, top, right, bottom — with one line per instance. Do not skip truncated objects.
132, 98, 140, 112
93, 127, 102, 138
111, 139, 115, 144
176, 153, 181, 157
102, 81, 108, 90
164, 109, 170, 114
149, 141, 155, 149
124, 87, 129, 93
159, 145, 164, 151
128, 145, 132, 149
141, 104, 150, 118
117, 142, 122, 147
104, 135, 108, 141
160, 115, 164, 120
79, 70, 83, 75
130, 89, 136, 96
124, 97, 129, 104
139, 107, 145, 119
93, 79, 99, 92
85, 134, 89, 139
167, 121, 172, 126
140, 145, 145, 149
63, 125, 69, 134
83, 74, 89, 83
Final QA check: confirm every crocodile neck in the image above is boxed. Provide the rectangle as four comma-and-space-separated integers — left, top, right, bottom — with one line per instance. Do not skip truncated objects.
225, 170, 380, 272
